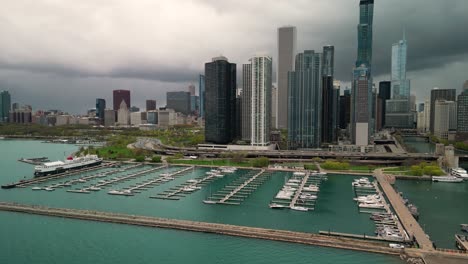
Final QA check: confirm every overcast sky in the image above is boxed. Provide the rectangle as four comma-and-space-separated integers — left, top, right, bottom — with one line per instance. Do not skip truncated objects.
1, 0, 467, 114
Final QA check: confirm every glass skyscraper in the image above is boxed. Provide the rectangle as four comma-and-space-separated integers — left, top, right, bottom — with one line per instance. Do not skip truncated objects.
288, 50, 322, 149
204, 56, 237, 144
0, 90, 11, 123
356, 0, 374, 70
391, 34, 410, 100
198, 74, 205, 118
95, 98, 106, 120
321, 46, 338, 144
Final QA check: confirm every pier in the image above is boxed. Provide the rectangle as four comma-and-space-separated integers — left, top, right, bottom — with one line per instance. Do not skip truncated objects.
0, 202, 402, 256
374, 169, 434, 250
289, 172, 310, 208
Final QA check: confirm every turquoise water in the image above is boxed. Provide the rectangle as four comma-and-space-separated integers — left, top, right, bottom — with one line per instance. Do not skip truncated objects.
398, 136, 468, 249
402, 136, 435, 153
0, 212, 402, 264
0, 139, 403, 263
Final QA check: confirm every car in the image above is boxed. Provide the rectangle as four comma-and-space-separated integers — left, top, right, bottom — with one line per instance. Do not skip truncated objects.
389, 243, 404, 249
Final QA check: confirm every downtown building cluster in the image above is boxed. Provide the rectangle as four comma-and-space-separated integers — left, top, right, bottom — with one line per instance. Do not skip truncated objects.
2, 0, 468, 150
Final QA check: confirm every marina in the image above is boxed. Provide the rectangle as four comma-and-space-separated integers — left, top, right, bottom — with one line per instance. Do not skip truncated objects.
270, 171, 327, 211
455, 234, 468, 251
202, 169, 271, 205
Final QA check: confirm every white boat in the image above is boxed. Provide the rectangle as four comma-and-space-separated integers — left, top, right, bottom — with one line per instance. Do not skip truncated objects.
89, 186, 101, 191
451, 168, 468, 179
183, 186, 196, 192
285, 182, 299, 187
34, 154, 102, 177
290, 206, 309, 212
160, 173, 171, 177
44, 187, 54, 191
32, 187, 42, 190
359, 203, 384, 209
214, 174, 224, 178
461, 224, 468, 232
293, 172, 306, 176
203, 200, 217, 204
269, 203, 287, 209
432, 176, 463, 183
299, 194, 317, 200
187, 179, 199, 183
389, 243, 405, 249
108, 190, 123, 195
288, 179, 301, 183
78, 179, 86, 183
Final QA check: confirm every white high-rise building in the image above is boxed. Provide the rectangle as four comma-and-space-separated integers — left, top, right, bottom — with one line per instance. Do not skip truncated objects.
417, 100, 430, 133
117, 100, 130, 126
249, 55, 272, 146
277, 26, 296, 129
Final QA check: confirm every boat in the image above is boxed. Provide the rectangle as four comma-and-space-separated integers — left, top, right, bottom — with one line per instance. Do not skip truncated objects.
89, 186, 101, 191
214, 174, 224, 178
32, 186, 42, 190
44, 187, 54, 191
451, 168, 468, 179
187, 179, 199, 183
269, 203, 287, 209
432, 176, 463, 183
299, 194, 317, 200
359, 203, 384, 209
293, 172, 306, 176
160, 173, 171, 177
290, 206, 309, 212
389, 243, 405, 249
108, 190, 123, 195
461, 224, 468, 232
203, 200, 217, 204
183, 186, 196, 192
34, 154, 103, 177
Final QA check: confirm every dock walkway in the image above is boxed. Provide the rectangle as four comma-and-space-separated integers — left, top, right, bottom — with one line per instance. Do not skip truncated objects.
219, 169, 265, 203
374, 169, 434, 251
289, 172, 310, 208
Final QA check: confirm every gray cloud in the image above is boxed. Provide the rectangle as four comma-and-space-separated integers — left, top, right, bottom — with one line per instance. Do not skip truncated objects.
0, 0, 467, 113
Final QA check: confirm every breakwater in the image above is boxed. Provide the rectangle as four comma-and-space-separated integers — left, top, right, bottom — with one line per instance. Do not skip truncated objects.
0, 202, 402, 256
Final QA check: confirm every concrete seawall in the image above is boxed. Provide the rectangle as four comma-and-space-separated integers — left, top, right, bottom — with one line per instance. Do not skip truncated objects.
0, 202, 401, 256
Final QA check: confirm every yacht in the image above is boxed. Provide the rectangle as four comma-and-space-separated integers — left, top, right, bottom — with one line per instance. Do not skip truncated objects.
34, 154, 102, 177
269, 203, 287, 209
89, 186, 101, 191
451, 168, 468, 179
183, 186, 196, 192
432, 176, 463, 183
203, 200, 217, 204
44, 187, 54, 191
461, 224, 468, 232
299, 194, 317, 200
290, 206, 309, 212
32, 186, 42, 190
108, 190, 123, 195
359, 203, 384, 209
187, 179, 199, 183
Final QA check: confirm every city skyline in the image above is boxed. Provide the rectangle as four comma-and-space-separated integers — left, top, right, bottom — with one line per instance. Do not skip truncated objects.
0, 0, 467, 113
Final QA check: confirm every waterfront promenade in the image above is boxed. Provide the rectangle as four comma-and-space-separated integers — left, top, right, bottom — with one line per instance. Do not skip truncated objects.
374, 169, 434, 250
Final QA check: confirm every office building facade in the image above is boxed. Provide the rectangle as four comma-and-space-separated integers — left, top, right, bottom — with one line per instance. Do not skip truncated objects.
199, 75, 205, 119
277, 26, 297, 129
430, 88, 456, 133
288, 50, 322, 149
457, 88, 468, 139
434, 100, 457, 140
321, 46, 338, 144
95, 98, 106, 120
113, 90, 130, 111
204, 56, 237, 144
166, 91, 191, 115
241, 63, 252, 141
146, 100, 156, 111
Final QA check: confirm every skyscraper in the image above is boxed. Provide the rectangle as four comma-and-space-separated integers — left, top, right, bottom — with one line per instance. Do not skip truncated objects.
457, 87, 468, 140
321, 46, 337, 144
339, 89, 351, 130
351, 0, 374, 146
434, 100, 457, 140
204, 56, 237, 144
95, 98, 106, 120
464, 80, 468, 90
351, 66, 371, 146
146, 100, 157, 111
378, 81, 391, 128
113, 90, 130, 111
166, 91, 191, 115
430, 88, 456, 133
277, 26, 297, 129
356, 0, 374, 70
250, 55, 272, 146
199, 75, 205, 119
241, 62, 252, 141
0, 91, 11, 123
288, 50, 322, 149
271, 85, 277, 129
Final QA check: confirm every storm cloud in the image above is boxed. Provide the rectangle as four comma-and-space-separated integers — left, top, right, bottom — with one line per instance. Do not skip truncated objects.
0, 0, 467, 113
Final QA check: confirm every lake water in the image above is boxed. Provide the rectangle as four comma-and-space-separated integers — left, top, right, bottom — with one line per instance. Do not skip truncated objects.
0, 139, 403, 263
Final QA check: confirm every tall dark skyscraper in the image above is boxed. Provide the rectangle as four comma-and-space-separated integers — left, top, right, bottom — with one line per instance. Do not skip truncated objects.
430, 88, 456, 133
166, 91, 191, 115
378, 81, 391, 129
339, 89, 351, 129
113, 90, 130, 111
95, 98, 106, 120
0, 90, 11, 123
351, 0, 374, 146
321, 45, 337, 144
146, 100, 156, 111
356, 0, 374, 70
204, 56, 237, 144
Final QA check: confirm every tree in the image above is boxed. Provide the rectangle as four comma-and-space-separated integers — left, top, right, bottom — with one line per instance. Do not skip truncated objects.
250, 157, 269, 168
134, 156, 145, 162
151, 156, 162, 163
